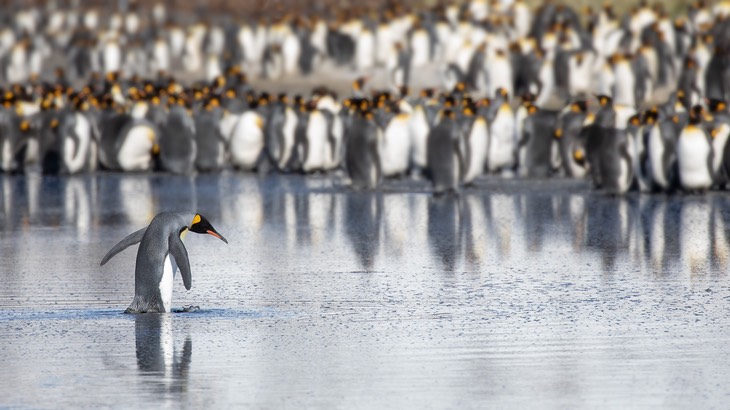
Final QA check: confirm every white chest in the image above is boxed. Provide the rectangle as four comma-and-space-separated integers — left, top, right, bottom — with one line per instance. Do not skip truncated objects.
159, 253, 177, 313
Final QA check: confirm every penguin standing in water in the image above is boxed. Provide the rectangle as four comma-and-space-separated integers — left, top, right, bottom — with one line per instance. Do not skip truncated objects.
100, 212, 227, 313
427, 109, 465, 195
345, 107, 382, 190
159, 103, 196, 174
677, 105, 714, 192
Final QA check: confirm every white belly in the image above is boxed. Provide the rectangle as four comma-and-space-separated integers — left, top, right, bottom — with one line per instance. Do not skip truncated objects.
409, 108, 431, 168
648, 127, 668, 188
229, 112, 264, 170
160, 253, 177, 313
117, 125, 154, 171
302, 112, 327, 172
464, 117, 489, 183
488, 110, 516, 171
678, 133, 712, 190
381, 116, 411, 177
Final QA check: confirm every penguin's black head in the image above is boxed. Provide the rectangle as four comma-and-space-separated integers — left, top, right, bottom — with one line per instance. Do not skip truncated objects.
190, 214, 228, 244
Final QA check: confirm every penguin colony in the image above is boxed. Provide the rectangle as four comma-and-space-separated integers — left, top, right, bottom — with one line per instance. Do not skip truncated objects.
3, 0, 730, 194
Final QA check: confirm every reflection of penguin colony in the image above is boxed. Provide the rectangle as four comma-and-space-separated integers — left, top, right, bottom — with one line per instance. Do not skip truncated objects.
3, 1, 730, 194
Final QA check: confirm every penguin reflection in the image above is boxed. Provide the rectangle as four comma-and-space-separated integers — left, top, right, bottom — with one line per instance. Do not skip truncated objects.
584, 195, 631, 271
63, 176, 95, 240
344, 191, 382, 271
135, 314, 192, 395
427, 195, 463, 272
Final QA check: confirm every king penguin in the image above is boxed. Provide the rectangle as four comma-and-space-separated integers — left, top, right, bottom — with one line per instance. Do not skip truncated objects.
346, 107, 382, 190
100, 212, 227, 313
677, 105, 714, 192
159, 104, 196, 174
427, 109, 465, 195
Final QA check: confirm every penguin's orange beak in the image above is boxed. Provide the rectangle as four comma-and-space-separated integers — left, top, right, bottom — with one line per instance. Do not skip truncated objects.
206, 229, 228, 244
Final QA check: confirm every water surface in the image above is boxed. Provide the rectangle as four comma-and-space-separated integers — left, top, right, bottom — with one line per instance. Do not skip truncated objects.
1, 173, 729, 408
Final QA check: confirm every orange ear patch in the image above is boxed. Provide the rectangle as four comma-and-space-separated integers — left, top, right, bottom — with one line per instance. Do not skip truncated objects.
192, 214, 201, 225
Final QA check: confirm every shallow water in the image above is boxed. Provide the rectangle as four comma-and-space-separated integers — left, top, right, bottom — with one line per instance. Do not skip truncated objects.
1, 173, 729, 408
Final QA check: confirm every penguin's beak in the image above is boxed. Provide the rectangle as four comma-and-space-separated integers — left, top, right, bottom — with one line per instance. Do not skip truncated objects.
207, 229, 228, 244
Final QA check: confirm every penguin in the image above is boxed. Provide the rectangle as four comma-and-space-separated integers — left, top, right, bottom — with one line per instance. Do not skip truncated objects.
486, 89, 516, 174
648, 110, 682, 191
380, 104, 411, 178
182, 24, 206, 73
387, 42, 411, 93
6, 38, 30, 84
326, 24, 356, 66
486, 49, 514, 100
7, 108, 41, 174
100, 212, 227, 313
281, 25, 302, 76
461, 103, 489, 185
554, 101, 588, 178
100, 35, 123, 75
408, 95, 439, 174
465, 42, 488, 94
584, 96, 634, 194
58, 104, 94, 174
583, 95, 615, 189
710, 122, 730, 188
630, 109, 658, 192
194, 100, 226, 173
262, 43, 284, 80
264, 94, 298, 172
677, 105, 714, 192
113, 110, 159, 173
158, 104, 196, 175
674, 56, 698, 109
19, 100, 57, 174
300, 104, 329, 173
427, 109, 465, 195
355, 25, 376, 71
345, 108, 382, 190
611, 53, 637, 108
375, 16, 394, 66
409, 19, 432, 69
229, 108, 265, 171
518, 105, 560, 178
317, 99, 345, 171
296, 19, 319, 75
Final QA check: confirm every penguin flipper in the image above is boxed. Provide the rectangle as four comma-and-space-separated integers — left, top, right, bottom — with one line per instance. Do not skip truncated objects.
169, 231, 192, 291
100, 227, 147, 266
